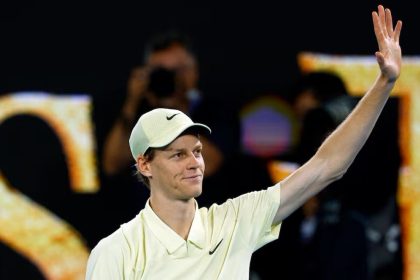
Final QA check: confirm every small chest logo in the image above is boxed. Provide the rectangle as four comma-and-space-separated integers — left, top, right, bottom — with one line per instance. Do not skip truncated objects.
209, 239, 223, 255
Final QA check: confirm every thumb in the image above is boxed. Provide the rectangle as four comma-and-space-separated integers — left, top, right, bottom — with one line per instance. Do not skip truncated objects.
375, 51, 385, 66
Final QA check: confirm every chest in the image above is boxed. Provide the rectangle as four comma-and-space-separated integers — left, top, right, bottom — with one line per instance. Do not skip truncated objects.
131, 223, 252, 279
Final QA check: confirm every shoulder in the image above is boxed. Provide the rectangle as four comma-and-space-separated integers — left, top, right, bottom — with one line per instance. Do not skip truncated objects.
89, 214, 144, 262
90, 226, 127, 259
206, 184, 281, 216
232, 183, 280, 205
203, 184, 281, 247
86, 214, 144, 279
85, 227, 126, 279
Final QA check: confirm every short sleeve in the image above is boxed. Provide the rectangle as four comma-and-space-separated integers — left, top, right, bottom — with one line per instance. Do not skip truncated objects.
231, 183, 281, 251
85, 232, 126, 280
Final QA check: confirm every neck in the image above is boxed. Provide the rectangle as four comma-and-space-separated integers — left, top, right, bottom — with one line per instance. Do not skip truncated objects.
149, 195, 196, 240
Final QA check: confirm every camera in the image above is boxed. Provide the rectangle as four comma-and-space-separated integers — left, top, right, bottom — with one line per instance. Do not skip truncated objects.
147, 67, 176, 98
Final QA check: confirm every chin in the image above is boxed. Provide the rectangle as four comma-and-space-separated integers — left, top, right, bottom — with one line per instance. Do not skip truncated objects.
180, 177, 203, 197
187, 183, 202, 198
192, 188, 203, 198
188, 181, 202, 193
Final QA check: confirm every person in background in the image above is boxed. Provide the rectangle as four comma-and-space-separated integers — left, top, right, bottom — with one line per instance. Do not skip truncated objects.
101, 30, 241, 211
102, 30, 236, 182
286, 71, 366, 279
285, 73, 402, 279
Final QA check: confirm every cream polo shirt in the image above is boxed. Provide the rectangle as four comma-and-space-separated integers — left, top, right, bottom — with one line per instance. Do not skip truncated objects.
86, 183, 281, 280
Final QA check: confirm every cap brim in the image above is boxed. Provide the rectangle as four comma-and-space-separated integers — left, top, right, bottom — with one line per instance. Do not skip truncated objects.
148, 123, 211, 150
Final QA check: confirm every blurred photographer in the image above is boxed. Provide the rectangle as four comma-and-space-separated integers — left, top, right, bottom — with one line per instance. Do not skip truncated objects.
102, 31, 225, 182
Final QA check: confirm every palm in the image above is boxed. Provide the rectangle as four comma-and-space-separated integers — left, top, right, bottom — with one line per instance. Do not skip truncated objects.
372, 5, 403, 81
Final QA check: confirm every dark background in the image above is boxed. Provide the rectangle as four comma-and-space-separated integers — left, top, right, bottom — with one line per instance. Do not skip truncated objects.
0, 1, 418, 97
0, 1, 414, 279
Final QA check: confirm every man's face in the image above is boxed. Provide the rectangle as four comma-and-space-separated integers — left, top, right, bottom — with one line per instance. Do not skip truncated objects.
148, 134, 205, 200
147, 43, 198, 96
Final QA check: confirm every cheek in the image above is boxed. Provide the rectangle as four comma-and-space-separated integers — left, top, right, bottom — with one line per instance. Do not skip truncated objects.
167, 164, 186, 179
177, 71, 195, 87
185, 71, 197, 85
199, 157, 205, 170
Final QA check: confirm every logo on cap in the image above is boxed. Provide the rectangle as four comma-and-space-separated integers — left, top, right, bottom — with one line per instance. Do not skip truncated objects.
166, 113, 179, 120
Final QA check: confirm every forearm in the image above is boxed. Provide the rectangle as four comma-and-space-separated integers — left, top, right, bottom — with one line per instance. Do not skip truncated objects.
274, 74, 397, 222
315, 73, 396, 179
309, 4, 402, 189
102, 101, 138, 175
273, 5, 402, 224
102, 118, 134, 175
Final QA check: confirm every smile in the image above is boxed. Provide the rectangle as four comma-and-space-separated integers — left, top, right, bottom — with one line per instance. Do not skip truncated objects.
183, 174, 202, 180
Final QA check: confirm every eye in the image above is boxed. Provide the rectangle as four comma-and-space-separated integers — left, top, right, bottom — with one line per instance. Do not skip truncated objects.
194, 148, 202, 157
171, 152, 184, 159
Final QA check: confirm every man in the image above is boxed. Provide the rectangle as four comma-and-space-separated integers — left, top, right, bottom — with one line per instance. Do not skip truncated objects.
87, 5, 402, 279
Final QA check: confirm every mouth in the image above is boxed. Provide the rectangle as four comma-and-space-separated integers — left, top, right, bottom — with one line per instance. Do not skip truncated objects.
183, 174, 203, 181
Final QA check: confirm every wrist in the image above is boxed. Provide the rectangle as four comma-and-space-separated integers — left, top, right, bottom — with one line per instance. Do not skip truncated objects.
379, 72, 398, 84
119, 112, 136, 129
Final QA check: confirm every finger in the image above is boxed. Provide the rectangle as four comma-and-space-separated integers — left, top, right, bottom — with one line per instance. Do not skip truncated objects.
394, 20, 402, 42
385, 8, 394, 37
372, 11, 384, 43
378, 5, 386, 31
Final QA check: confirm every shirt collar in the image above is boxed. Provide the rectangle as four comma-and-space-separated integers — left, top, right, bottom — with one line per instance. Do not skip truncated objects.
188, 202, 206, 249
143, 199, 206, 254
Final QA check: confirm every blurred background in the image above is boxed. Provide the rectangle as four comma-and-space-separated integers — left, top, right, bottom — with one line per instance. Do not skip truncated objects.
1, 1, 419, 279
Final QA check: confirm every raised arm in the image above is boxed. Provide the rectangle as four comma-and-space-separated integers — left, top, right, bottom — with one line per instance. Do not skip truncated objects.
273, 5, 402, 225
102, 66, 149, 175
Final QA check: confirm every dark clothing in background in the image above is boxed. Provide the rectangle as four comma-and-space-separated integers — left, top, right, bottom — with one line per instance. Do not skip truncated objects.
284, 96, 402, 280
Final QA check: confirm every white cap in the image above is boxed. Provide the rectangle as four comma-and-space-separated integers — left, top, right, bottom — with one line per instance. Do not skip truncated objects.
129, 108, 211, 159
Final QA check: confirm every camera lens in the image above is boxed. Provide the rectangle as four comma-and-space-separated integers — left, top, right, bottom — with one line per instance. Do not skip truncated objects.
148, 67, 176, 98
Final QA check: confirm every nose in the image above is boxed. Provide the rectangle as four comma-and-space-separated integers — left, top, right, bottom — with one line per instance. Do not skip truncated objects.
186, 152, 202, 169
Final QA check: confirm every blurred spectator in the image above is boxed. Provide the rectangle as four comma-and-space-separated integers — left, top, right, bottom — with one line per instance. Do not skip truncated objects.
101, 30, 240, 207
284, 71, 402, 280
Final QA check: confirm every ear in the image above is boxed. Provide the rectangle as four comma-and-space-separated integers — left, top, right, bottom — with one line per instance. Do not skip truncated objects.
137, 156, 152, 177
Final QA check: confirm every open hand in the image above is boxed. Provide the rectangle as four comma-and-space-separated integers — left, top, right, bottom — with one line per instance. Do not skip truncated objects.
372, 5, 403, 82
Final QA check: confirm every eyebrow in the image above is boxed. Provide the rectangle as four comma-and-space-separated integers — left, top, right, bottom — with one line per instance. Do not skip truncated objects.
164, 142, 202, 152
